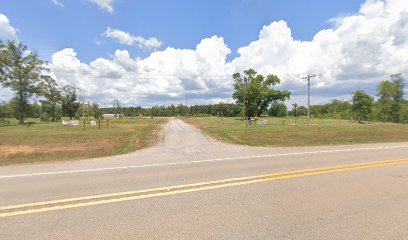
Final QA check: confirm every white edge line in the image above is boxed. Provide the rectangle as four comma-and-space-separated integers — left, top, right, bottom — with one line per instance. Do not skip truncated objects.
0, 145, 407, 179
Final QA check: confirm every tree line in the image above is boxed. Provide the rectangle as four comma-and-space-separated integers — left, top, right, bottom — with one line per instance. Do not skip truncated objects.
281, 74, 407, 123
99, 102, 242, 118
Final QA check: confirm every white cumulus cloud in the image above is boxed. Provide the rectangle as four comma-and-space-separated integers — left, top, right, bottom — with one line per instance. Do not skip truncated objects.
87, 0, 116, 14
103, 27, 163, 50
0, 13, 18, 102
50, 36, 231, 106
229, 0, 408, 103
48, 0, 408, 107
0, 14, 18, 42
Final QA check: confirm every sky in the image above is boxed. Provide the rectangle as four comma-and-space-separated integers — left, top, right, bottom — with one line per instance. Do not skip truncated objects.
0, 0, 407, 107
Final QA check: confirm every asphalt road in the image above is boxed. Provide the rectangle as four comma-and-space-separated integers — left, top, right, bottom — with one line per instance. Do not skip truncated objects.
1, 119, 407, 239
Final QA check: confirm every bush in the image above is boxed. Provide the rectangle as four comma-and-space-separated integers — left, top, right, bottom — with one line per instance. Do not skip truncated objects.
0, 118, 11, 126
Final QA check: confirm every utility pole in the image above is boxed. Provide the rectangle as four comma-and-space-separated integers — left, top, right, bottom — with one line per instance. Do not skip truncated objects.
113, 99, 116, 118
186, 96, 188, 115
302, 74, 316, 126
113, 98, 119, 118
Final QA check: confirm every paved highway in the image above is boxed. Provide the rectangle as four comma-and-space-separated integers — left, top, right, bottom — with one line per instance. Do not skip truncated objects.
1, 119, 407, 239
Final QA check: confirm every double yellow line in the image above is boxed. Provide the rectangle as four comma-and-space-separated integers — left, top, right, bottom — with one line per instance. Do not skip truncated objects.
1, 158, 407, 218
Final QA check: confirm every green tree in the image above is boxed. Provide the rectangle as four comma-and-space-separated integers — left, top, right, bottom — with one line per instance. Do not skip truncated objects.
38, 76, 61, 122
151, 106, 158, 118
232, 69, 291, 119
31, 102, 42, 118
168, 104, 176, 116
0, 101, 13, 118
376, 74, 406, 122
327, 100, 352, 119
269, 101, 287, 117
352, 90, 374, 123
401, 103, 408, 123
175, 103, 188, 116
0, 41, 50, 124
291, 103, 298, 117
91, 102, 101, 119
297, 106, 308, 116
389, 74, 405, 122
215, 102, 228, 117
61, 85, 80, 120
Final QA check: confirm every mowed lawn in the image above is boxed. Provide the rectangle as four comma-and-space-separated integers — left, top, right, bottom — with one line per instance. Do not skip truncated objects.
184, 117, 408, 146
0, 118, 167, 166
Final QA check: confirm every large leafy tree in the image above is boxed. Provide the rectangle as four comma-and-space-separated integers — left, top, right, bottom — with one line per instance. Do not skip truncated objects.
390, 74, 405, 120
232, 69, 291, 119
61, 85, 80, 120
352, 90, 374, 123
0, 41, 50, 124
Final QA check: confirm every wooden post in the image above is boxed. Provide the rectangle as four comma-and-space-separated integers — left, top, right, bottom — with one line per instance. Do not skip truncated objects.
83, 118, 85, 130
98, 118, 101, 130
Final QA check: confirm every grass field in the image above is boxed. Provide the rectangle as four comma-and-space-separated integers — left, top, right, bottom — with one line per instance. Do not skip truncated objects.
0, 117, 167, 166
184, 117, 408, 147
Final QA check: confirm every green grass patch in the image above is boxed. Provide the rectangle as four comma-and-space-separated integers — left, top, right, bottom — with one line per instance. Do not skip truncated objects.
0, 117, 167, 166
184, 117, 408, 147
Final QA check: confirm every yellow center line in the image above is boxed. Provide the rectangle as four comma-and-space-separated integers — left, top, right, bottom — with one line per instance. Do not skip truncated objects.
0, 158, 407, 218
1, 158, 406, 211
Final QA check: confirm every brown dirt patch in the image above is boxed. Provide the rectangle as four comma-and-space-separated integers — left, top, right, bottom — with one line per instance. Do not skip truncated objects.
0, 145, 38, 156
147, 124, 166, 146
0, 142, 116, 157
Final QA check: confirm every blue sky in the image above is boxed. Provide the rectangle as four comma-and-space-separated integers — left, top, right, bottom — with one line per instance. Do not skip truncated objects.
1, 0, 407, 107
0, 0, 364, 62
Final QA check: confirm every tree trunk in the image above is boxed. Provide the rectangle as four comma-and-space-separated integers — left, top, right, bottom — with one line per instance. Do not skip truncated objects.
18, 89, 24, 124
